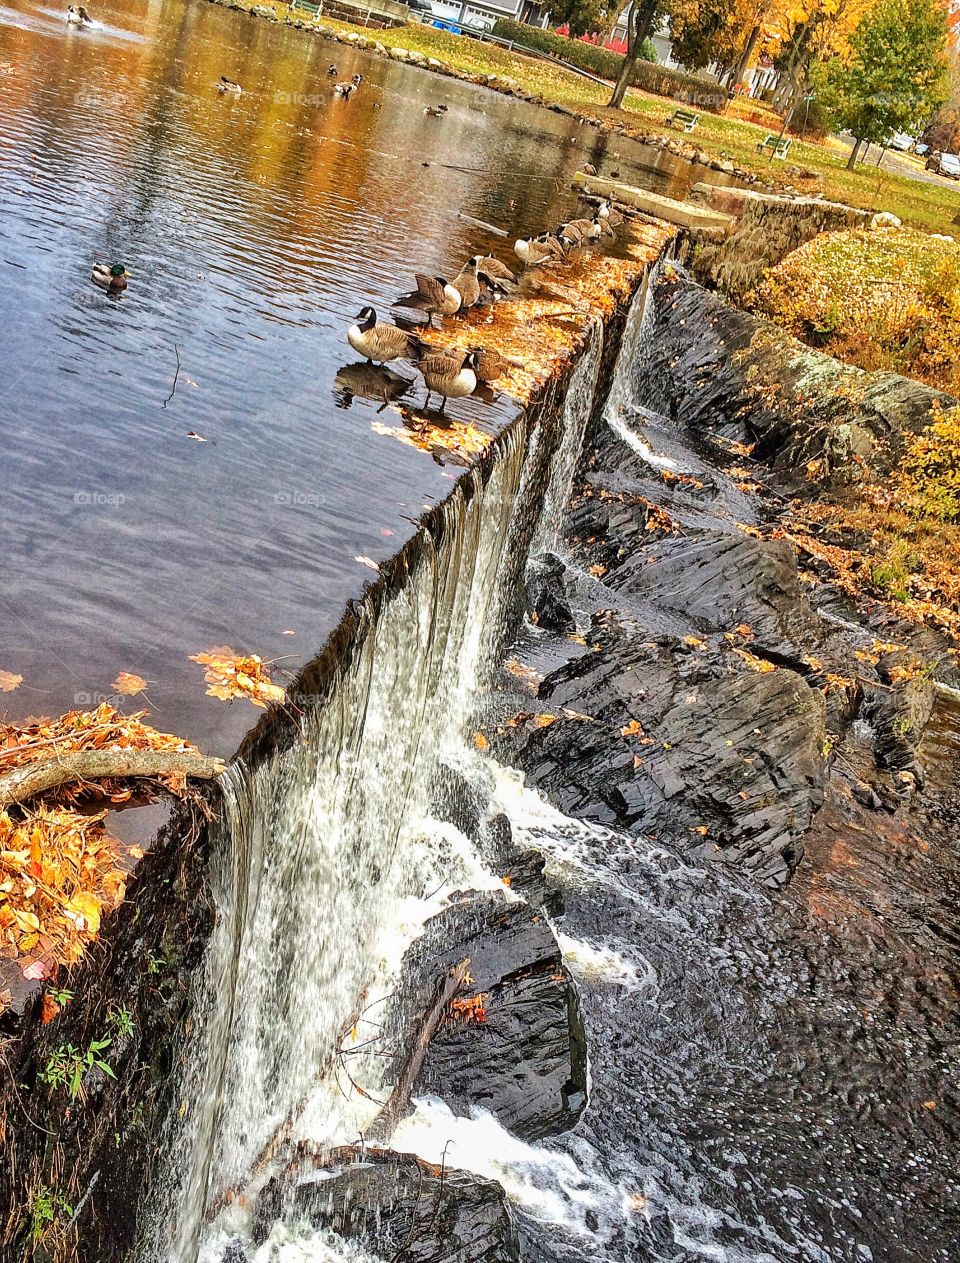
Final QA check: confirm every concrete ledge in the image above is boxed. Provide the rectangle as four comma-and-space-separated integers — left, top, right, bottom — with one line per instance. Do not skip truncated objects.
573, 172, 734, 231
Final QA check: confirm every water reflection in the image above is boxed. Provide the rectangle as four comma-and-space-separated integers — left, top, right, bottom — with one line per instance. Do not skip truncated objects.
0, 0, 717, 753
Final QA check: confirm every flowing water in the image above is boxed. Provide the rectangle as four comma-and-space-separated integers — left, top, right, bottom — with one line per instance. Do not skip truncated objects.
0, 0, 729, 755
4, 5, 956, 1262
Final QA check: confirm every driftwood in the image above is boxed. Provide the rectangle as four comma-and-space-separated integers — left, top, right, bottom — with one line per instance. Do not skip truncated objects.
0, 750, 226, 807
367, 958, 471, 1142
210, 959, 471, 1217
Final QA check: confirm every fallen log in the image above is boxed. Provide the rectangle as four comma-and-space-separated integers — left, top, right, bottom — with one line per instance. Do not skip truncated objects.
367, 957, 471, 1142
0, 750, 226, 807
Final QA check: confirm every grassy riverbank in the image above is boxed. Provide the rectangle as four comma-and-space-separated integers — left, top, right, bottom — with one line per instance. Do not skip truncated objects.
244, 2, 960, 232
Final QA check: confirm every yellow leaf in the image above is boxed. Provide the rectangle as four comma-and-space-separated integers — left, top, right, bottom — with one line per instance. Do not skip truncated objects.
474, 732, 489, 751
0, 670, 23, 693
113, 672, 147, 696
65, 891, 101, 934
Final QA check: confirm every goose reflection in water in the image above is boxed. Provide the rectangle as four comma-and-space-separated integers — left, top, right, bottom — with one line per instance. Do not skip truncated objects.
333, 363, 412, 411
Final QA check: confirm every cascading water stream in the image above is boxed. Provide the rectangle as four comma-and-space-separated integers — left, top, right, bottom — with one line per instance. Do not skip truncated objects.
142, 281, 676, 1262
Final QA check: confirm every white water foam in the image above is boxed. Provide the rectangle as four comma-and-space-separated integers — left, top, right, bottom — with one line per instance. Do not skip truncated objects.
145, 278, 655, 1261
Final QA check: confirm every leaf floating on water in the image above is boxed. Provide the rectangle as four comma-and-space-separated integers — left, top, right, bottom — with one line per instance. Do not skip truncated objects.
354, 556, 380, 572
189, 646, 285, 708
113, 671, 147, 696
0, 670, 23, 693
474, 732, 489, 751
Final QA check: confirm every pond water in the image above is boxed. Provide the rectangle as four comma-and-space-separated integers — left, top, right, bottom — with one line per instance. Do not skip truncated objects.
0, 0, 725, 754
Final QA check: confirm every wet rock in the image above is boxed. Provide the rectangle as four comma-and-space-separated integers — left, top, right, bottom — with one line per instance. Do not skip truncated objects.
260, 1149, 521, 1262
431, 762, 488, 844
477, 812, 550, 910
642, 278, 954, 482
863, 650, 936, 777
508, 624, 827, 883
525, 552, 575, 633
400, 893, 587, 1138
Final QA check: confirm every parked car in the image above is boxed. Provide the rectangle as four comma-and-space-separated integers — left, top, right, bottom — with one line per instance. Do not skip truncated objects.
925, 151, 960, 179
887, 132, 915, 152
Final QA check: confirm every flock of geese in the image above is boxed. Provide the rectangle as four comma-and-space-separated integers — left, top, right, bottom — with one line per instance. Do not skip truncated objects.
215, 66, 365, 98
346, 198, 625, 411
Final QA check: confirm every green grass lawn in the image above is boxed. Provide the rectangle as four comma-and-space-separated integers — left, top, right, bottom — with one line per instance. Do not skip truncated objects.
270, 5, 960, 231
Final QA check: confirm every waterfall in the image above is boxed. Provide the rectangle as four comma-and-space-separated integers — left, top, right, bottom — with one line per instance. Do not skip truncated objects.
145, 277, 655, 1263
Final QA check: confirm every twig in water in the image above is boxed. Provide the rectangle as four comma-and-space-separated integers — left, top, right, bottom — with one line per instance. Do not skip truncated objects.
162, 343, 181, 409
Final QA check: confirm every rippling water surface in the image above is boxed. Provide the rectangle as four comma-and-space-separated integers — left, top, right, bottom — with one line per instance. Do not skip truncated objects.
0, 0, 717, 751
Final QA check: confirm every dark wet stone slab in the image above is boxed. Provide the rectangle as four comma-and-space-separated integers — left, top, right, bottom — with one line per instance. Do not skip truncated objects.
400, 894, 587, 1139
256, 1148, 521, 1262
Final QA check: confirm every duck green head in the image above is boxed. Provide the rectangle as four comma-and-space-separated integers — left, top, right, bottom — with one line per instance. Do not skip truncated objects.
110, 264, 127, 277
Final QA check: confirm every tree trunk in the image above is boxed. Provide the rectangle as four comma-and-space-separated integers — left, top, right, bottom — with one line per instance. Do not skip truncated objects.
0, 749, 225, 806
608, 0, 658, 108
846, 137, 863, 170
727, 23, 761, 92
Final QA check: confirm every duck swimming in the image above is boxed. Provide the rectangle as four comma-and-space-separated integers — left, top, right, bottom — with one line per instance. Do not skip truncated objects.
333, 74, 363, 98
66, 5, 93, 24
347, 307, 423, 364
423, 104, 448, 117
217, 76, 242, 94
91, 262, 128, 292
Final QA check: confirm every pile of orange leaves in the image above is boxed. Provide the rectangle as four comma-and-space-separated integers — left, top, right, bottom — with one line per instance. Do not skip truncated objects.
189, 646, 285, 708
0, 704, 205, 1005
0, 804, 126, 1000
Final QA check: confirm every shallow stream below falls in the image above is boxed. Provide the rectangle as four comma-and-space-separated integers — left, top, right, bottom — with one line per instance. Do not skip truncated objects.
140, 278, 959, 1263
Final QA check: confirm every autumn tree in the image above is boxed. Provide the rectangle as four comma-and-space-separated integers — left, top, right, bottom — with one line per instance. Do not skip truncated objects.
609, 0, 662, 106
816, 0, 949, 169
922, 47, 960, 154
771, 0, 871, 119
549, 0, 608, 37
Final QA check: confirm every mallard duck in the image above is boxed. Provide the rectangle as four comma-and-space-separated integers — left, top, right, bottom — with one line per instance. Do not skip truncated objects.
396, 274, 462, 325
347, 307, 423, 364
423, 104, 448, 117
91, 262, 129, 292
333, 74, 363, 98
450, 258, 481, 310
217, 76, 242, 94
419, 349, 478, 411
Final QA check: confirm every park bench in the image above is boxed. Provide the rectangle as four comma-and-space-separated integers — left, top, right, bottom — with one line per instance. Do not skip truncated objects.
666, 108, 700, 133
290, 0, 322, 16
757, 133, 792, 159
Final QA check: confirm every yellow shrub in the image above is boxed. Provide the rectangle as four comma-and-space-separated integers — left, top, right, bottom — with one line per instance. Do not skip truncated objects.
896, 404, 960, 523
754, 228, 960, 394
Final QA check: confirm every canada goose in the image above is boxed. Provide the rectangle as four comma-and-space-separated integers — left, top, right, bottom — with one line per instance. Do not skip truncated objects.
425, 344, 510, 384
597, 199, 624, 228
477, 255, 517, 296
557, 222, 584, 249
515, 237, 557, 267
91, 262, 129, 291
564, 217, 602, 243
419, 349, 479, 411
597, 216, 616, 239
333, 74, 363, 97
450, 258, 481, 309
217, 76, 242, 94
347, 307, 423, 364
66, 5, 92, 23
327, 64, 338, 75
396, 274, 462, 324
537, 232, 566, 259
423, 104, 448, 117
